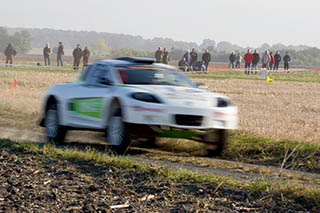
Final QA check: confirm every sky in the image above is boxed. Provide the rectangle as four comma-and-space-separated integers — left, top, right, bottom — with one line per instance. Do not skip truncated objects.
1, 0, 320, 48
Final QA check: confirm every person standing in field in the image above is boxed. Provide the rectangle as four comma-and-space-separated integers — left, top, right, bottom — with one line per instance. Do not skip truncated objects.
252, 50, 260, 72
73, 44, 83, 70
183, 50, 192, 68
57, 42, 64, 66
274, 51, 281, 70
4, 42, 16, 65
155, 47, 163, 63
83, 46, 90, 67
162, 48, 170, 64
43, 43, 52, 66
261, 51, 270, 70
190, 48, 198, 70
269, 52, 275, 70
202, 49, 211, 71
235, 52, 242, 68
283, 51, 291, 72
228, 51, 236, 68
244, 49, 253, 74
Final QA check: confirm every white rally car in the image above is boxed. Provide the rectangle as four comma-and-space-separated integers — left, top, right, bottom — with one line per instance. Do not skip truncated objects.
40, 57, 238, 156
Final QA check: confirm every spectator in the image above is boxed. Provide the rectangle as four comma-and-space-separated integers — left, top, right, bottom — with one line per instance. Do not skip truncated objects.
269, 52, 275, 70
274, 51, 281, 70
261, 51, 270, 70
4, 42, 16, 65
178, 57, 190, 72
155, 47, 163, 63
252, 50, 260, 72
183, 50, 191, 65
244, 49, 253, 74
72, 44, 83, 70
201, 49, 211, 71
229, 52, 236, 68
83, 46, 90, 67
57, 42, 64, 66
190, 48, 198, 70
43, 43, 52, 66
162, 48, 170, 64
283, 51, 291, 72
235, 52, 242, 68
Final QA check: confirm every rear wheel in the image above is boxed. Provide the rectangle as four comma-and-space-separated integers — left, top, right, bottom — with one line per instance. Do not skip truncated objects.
205, 129, 228, 157
107, 105, 131, 154
45, 101, 67, 144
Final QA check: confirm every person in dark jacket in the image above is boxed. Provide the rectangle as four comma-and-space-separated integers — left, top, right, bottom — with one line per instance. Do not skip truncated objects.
155, 47, 163, 63
43, 43, 51, 66
4, 42, 16, 65
162, 48, 170, 64
178, 57, 190, 72
283, 51, 291, 72
252, 50, 260, 72
82, 46, 90, 67
273, 51, 281, 70
190, 48, 198, 70
229, 52, 236, 68
73, 44, 83, 70
244, 49, 253, 74
202, 49, 211, 71
269, 52, 275, 70
57, 42, 64, 66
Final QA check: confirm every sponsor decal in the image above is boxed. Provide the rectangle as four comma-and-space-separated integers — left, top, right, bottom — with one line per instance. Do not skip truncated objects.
132, 106, 163, 112
71, 98, 104, 118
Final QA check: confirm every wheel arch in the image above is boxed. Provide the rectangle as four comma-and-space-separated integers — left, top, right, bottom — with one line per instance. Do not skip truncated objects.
104, 96, 126, 128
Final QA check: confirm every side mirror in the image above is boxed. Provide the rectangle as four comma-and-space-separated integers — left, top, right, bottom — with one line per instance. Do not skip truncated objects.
100, 77, 113, 86
196, 82, 208, 89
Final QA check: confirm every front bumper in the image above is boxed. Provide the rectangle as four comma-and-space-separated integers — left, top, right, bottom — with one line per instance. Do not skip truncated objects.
123, 103, 238, 130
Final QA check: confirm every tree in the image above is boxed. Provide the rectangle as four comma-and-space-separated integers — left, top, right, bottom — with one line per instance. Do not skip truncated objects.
200, 39, 216, 51
0, 27, 10, 51
12, 31, 32, 53
91, 39, 110, 56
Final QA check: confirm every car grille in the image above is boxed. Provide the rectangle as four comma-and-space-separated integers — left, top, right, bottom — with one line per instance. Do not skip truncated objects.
174, 114, 203, 126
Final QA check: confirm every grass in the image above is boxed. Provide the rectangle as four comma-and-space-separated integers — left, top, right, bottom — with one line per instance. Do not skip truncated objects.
1, 138, 320, 209
224, 133, 320, 172
188, 70, 320, 83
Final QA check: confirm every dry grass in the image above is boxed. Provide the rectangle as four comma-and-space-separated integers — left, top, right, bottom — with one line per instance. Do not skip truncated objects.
0, 69, 75, 129
198, 78, 320, 143
1, 68, 320, 143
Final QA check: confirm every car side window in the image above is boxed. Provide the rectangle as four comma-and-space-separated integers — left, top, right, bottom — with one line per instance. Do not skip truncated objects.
80, 65, 93, 82
86, 64, 112, 85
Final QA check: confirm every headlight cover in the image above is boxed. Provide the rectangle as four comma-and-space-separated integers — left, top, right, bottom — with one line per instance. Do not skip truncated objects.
217, 97, 230, 107
131, 92, 162, 103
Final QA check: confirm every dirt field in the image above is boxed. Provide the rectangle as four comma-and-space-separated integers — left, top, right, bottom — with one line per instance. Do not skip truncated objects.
0, 67, 319, 143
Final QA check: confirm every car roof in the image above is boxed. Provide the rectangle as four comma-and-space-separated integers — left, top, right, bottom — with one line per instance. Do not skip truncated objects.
91, 57, 179, 71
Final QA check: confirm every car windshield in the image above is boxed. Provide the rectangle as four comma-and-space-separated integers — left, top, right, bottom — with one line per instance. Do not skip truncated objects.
118, 68, 196, 88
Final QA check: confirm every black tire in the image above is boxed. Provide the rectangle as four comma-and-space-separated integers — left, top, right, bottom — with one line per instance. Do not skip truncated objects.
205, 129, 228, 157
44, 101, 67, 144
107, 105, 131, 154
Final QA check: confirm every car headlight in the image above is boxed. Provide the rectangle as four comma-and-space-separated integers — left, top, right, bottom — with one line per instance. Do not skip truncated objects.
216, 97, 230, 107
131, 92, 162, 103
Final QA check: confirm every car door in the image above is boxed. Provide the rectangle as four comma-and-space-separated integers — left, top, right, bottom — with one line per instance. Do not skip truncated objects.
65, 64, 113, 129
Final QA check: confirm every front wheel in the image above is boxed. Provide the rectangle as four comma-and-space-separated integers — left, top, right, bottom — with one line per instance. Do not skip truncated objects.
45, 102, 67, 144
205, 129, 228, 157
107, 106, 131, 154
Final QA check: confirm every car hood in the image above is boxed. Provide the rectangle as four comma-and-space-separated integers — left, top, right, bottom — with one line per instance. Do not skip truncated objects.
124, 85, 223, 107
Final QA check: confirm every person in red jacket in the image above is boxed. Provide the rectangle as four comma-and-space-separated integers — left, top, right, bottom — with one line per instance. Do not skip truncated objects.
269, 52, 275, 70
244, 49, 253, 74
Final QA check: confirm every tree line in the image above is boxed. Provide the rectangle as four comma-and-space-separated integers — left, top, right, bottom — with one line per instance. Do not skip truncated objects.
2, 27, 320, 67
